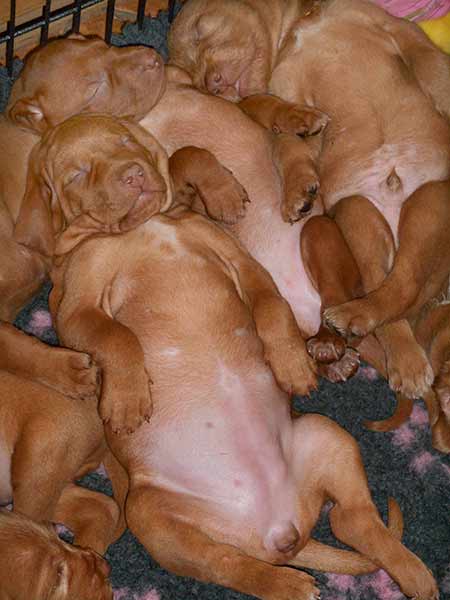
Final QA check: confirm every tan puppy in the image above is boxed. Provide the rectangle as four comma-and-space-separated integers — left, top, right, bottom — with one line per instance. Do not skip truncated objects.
0, 509, 112, 599
1, 34, 165, 322
0, 369, 121, 555
22, 114, 438, 600
168, 0, 450, 401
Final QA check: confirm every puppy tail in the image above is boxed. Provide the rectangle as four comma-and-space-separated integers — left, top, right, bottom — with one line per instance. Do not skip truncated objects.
288, 497, 403, 575
364, 393, 414, 432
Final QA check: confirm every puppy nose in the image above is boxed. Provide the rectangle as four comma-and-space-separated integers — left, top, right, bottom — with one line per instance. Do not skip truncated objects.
120, 163, 145, 188
299, 200, 313, 214
307, 183, 319, 198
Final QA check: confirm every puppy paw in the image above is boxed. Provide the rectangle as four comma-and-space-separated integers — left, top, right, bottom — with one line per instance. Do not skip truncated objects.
261, 566, 320, 600
41, 348, 99, 400
266, 339, 318, 397
307, 326, 346, 364
100, 370, 153, 434
397, 558, 439, 600
323, 299, 381, 338
272, 105, 329, 137
200, 166, 250, 225
281, 180, 320, 223
318, 347, 360, 383
387, 345, 434, 399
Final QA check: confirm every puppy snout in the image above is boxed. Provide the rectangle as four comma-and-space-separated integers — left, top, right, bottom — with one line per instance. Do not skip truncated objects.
120, 163, 145, 190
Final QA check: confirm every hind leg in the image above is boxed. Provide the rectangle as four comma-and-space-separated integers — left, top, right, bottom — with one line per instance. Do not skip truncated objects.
301, 214, 362, 382
415, 300, 450, 451
329, 195, 434, 398
290, 414, 438, 599
125, 484, 320, 600
325, 181, 450, 335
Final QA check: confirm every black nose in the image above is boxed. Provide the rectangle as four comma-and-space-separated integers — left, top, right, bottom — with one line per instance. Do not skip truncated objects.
307, 184, 319, 198
299, 201, 312, 214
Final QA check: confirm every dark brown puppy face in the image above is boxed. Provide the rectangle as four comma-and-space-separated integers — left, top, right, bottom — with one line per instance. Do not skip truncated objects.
169, 0, 271, 100
14, 114, 173, 257
7, 35, 166, 133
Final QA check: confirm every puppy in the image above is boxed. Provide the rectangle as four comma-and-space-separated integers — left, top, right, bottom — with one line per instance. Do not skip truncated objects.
21, 114, 438, 600
0, 369, 121, 555
0, 509, 112, 599
1, 34, 165, 321
168, 0, 450, 401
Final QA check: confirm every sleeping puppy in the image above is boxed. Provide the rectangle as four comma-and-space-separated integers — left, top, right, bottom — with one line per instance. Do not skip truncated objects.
0, 509, 112, 599
168, 0, 450, 401
18, 114, 438, 600
1, 34, 165, 322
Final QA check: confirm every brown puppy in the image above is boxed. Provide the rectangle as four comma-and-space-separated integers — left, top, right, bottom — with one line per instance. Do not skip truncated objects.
0, 369, 121, 555
24, 114, 437, 600
1, 34, 165, 322
168, 0, 450, 400
0, 509, 112, 599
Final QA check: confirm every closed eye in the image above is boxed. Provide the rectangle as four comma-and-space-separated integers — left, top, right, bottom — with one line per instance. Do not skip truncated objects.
64, 170, 88, 188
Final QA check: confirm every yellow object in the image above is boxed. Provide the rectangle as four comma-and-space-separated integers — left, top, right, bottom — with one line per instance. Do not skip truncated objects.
419, 13, 450, 53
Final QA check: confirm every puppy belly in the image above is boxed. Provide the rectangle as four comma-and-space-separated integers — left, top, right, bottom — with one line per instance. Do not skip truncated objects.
236, 206, 322, 338
323, 141, 450, 244
122, 365, 301, 558
0, 439, 12, 506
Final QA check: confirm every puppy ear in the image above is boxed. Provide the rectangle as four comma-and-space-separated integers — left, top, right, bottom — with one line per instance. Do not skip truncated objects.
195, 14, 219, 41
14, 144, 61, 257
119, 120, 173, 212
8, 97, 48, 134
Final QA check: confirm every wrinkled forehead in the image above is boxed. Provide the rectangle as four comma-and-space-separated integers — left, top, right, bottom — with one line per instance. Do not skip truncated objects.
47, 119, 146, 172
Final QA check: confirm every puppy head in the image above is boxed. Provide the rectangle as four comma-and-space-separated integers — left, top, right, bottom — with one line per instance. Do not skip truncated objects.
7, 35, 166, 134
0, 510, 112, 600
168, 0, 271, 100
14, 114, 173, 257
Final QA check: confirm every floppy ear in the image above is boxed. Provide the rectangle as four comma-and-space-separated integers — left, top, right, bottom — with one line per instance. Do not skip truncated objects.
8, 97, 48, 134
14, 144, 61, 257
120, 120, 174, 212
195, 14, 219, 41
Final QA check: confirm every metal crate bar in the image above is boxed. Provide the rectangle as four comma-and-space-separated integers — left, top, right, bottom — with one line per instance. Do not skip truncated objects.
104, 0, 116, 44
1, 0, 179, 76
40, 0, 52, 45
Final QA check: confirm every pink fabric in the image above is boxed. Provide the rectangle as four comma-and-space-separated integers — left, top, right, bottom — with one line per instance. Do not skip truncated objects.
372, 0, 450, 21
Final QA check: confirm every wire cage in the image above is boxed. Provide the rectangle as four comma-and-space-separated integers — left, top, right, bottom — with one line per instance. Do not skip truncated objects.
0, 0, 177, 76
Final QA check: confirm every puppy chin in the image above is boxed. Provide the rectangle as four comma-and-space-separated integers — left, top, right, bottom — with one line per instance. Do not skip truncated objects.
119, 191, 167, 231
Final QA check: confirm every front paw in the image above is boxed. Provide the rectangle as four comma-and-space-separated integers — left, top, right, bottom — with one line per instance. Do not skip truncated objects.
272, 105, 329, 137
323, 299, 381, 338
49, 348, 100, 400
199, 166, 250, 225
100, 370, 153, 434
266, 340, 318, 397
